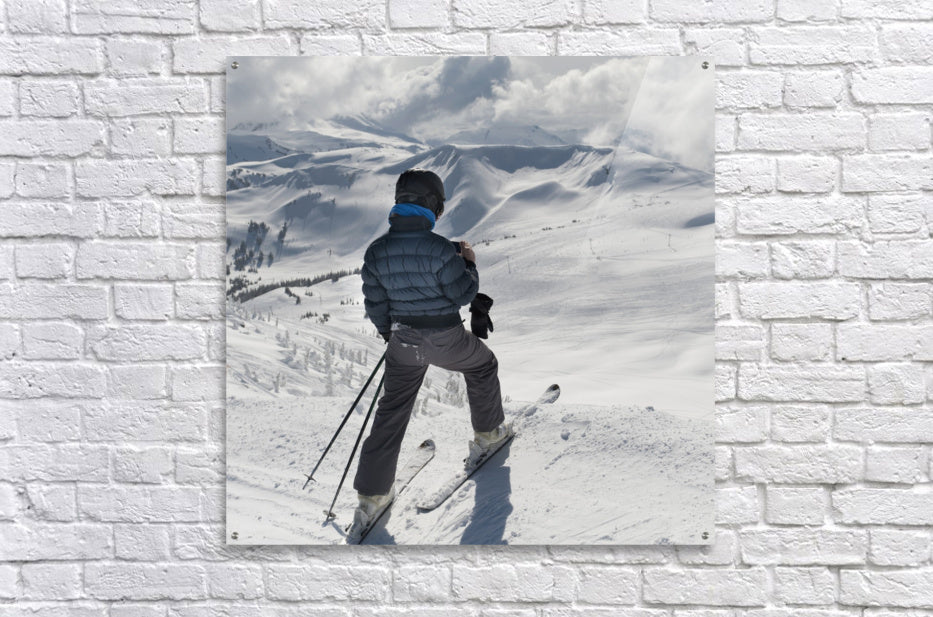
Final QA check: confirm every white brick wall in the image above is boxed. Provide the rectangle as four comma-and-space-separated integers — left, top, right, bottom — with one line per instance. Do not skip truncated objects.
0, 0, 931, 613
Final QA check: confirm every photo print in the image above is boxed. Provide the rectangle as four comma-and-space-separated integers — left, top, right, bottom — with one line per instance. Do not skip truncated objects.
225, 56, 715, 545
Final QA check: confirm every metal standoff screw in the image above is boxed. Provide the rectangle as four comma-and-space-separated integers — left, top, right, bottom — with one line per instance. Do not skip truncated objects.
231, 61, 239, 69
701, 61, 709, 70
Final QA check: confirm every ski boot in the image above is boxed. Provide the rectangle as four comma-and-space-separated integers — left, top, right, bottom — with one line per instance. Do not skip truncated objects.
465, 422, 514, 469
345, 486, 395, 544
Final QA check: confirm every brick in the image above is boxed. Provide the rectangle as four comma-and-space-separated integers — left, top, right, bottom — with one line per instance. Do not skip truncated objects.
784, 70, 844, 108
869, 529, 931, 566
110, 606, 166, 617
74, 0, 197, 33
200, 0, 262, 31
717, 71, 783, 109
715, 283, 734, 319
489, 32, 552, 55
174, 117, 225, 154
777, 0, 838, 21
202, 155, 226, 197
771, 323, 832, 361
736, 444, 863, 482
0, 483, 16, 519
869, 193, 928, 234
869, 282, 933, 320
108, 364, 168, 399
453, 0, 575, 27
15, 401, 83, 442
86, 564, 205, 599
22, 322, 83, 360
0, 163, 13, 199
103, 201, 161, 239
739, 282, 860, 320
841, 0, 933, 19
773, 567, 836, 605
716, 364, 736, 401
392, 565, 452, 602
197, 243, 225, 279
77, 243, 195, 280
739, 363, 865, 402
684, 28, 746, 67
0, 37, 103, 74
7, 0, 67, 32
573, 566, 638, 603
741, 529, 866, 565
80, 485, 203, 523
114, 524, 172, 560
834, 488, 933, 525
114, 284, 173, 320
389, 0, 449, 27
869, 113, 931, 152
163, 203, 224, 239
20, 81, 79, 116
111, 118, 172, 157
676, 531, 737, 566
558, 30, 682, 56
715, 446, 733, 481
0, 202, 101, 238
717, 406, 768, 442
777, 156, 836, 193
176, 280, 224, 316
716, 324, 765, 361
766, 487, 826, 525
837, 325, 933, 361
869, 364, 927, 405
0, 324, 19, 360
853, 67, 933, 104
88, 324, 205, 361
643, 568, 768, 606
299, 34, 363, 55
652, 0, 772, 22
84, 402, 206, 441
0, 82, 14, 117
171, 365, 224, 401
21, 564, 82, 600
838, 240, 933, 279
736, 195, 864, 235
24, 484, 75, 523
456, 564, 576, 602
265, 0, 384, 29
112, 446, 174, 483
841, 571, 933, 608
717, 241, 769, 277
4, 444, 109, 481
866, 446, 925, 484
844, 155, 933, 192
206, 564, 264, 600
716, 115, 736, 152
79, 154, 197, 196
0, 284, 108, 319
836, 408, 933, 443
173, 36, 296, 74
0, 362, 106, 398
771, 241, 835, 280
176, 447, 223, 484
362, 33, 487, 55
0, 523, 112, 561
266, 565, 390, 600
86, 79, 207, 116
0, 563, 17, 598
106, 38, 163, 76
881, 24, 933, 63
715, 486, 758, 524
0, 120, 104, 156
749, 26, 878, 65
739, 113, 865, 151
715, 156, 774, 194
584, 0, 646, 24
772, 405, 830, 442
14, 162, 71, 198
15, 243, 75, 279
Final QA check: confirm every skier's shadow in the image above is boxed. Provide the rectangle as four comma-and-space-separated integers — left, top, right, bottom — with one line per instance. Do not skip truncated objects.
460, 443, 514, 545
357, 510, 398, 545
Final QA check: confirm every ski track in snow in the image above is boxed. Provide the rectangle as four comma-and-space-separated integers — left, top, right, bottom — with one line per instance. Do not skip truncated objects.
225, 123, 714, 545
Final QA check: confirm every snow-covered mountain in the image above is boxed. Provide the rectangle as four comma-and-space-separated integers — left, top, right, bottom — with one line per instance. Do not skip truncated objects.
225, 116, 715, 545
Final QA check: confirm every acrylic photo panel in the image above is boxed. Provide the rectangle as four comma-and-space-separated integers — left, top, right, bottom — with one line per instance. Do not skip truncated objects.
225, 56, 715, 545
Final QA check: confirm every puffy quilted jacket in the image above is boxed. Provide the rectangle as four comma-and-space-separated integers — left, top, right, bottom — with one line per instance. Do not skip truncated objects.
362, 213, 478, 336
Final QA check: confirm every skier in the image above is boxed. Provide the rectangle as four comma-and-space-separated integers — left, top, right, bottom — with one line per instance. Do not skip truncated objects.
349, 168, 510, 537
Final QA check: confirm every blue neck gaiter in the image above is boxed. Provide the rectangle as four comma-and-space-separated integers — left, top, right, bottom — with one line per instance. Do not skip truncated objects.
389, 203, 436, 229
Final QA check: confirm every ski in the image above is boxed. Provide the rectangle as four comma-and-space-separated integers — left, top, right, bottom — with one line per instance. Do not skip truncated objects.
344, 438, 435, 544
416, 384, 560, 513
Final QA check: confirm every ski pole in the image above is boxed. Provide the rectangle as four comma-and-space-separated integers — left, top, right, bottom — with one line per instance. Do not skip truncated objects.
323, 371, 384, 521
302, 351, 386, 490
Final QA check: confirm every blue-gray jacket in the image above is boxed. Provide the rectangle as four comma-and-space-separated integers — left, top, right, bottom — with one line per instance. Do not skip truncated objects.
362, 212, 478, 336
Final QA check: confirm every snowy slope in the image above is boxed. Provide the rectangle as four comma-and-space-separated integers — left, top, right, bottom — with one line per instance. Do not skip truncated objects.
225, 119, 714, 545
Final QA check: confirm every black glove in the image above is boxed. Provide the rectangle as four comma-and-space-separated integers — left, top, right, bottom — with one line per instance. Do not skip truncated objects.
469, 293, 494, 339
380, 331, 392, 343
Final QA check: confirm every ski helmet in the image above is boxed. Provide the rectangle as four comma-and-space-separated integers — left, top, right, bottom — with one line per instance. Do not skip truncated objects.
395, 168, 446, 217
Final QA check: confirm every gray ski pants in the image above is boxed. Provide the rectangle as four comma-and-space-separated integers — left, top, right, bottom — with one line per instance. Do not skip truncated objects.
353, 323, 504, 496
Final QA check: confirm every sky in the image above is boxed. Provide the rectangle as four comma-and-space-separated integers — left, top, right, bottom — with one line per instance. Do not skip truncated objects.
227, 56, 713, 172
